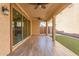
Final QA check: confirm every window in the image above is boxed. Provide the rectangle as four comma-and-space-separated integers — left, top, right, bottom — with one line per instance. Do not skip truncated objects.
40, 21, 46, 27
40, 21, 46, 34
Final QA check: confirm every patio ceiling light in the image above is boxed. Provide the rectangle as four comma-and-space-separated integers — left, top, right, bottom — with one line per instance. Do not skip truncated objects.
2, 5, 9, 15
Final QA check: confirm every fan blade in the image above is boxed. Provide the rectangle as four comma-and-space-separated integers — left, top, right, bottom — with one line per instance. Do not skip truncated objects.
34, 5, 39, 9
34, 17, 42, 20
41, 5, 46, 9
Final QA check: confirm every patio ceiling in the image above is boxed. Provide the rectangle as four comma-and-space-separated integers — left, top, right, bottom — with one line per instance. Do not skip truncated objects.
18, 3, 71, 21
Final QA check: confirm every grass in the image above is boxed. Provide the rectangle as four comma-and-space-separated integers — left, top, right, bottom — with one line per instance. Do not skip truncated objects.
56, 35, 79, 55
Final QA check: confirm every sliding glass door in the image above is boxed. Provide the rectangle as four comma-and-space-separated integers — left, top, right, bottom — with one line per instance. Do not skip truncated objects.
12, 8, 31, 46
27, 20, 31, 36
12, 8, 22, 45
23, 16, 27, 39
23, 17, 31, 39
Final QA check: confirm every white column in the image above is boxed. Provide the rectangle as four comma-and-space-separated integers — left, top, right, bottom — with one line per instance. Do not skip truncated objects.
52, 16, 56, 41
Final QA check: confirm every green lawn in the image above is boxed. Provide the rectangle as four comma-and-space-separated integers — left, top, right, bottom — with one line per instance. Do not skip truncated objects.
56, 35, 79, 55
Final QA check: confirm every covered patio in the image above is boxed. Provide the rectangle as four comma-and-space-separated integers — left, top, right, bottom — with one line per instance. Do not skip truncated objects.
0, 3, 78, 56
8, 35, 76, 56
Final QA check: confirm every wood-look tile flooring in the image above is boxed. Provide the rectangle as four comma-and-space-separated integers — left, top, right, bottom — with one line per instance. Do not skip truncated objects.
8, 35, 77, 56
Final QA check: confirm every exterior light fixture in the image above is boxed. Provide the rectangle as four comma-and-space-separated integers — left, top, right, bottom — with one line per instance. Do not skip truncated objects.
2, 6, 9, 15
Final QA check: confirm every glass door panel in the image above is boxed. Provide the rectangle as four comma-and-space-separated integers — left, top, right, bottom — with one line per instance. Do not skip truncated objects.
13, 8, 22, 45
23, 16, 27, 39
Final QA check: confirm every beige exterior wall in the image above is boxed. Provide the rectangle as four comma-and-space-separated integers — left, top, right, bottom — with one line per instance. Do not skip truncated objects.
0, 3, 32, 56
56, 4, 79, 34
32, 20, 40, 35
0, 4, 10, 55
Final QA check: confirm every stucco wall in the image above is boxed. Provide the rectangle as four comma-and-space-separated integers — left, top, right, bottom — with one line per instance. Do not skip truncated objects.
32, 20, 40, 35
0, 4, 10, 55
56, 4, 79, 34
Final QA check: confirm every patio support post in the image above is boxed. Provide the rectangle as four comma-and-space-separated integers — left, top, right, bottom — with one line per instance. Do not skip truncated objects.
52, 16, 56, 41
46, 20, 48, 36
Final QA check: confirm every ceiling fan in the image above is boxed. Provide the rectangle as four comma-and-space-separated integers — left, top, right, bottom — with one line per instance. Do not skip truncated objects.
34, 17, 46, 21
29, 3, 48, 9
34, 17, 42, 20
